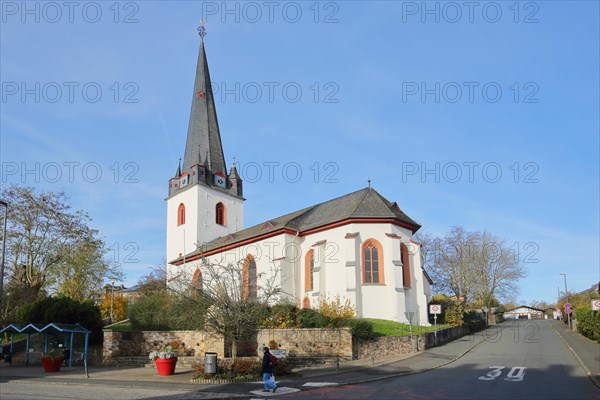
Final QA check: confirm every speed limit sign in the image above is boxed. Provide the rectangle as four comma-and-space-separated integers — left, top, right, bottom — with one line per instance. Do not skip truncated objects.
429, 304, 442, 314
592, 300, 600, 311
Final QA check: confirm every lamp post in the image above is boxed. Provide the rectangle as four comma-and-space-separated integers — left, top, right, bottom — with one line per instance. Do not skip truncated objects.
560, 273, 570, 328
110, 280, 115, 323
0, 200, 8, 317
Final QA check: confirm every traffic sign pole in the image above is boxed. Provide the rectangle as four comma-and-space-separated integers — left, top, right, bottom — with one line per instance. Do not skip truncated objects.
564, 303, 572, 329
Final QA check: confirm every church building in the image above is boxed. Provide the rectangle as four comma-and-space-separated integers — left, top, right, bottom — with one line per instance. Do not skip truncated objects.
166, 27, 432, 325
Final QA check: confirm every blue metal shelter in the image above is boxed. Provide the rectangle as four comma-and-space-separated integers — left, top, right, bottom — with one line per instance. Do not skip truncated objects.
0, 323, 90, 367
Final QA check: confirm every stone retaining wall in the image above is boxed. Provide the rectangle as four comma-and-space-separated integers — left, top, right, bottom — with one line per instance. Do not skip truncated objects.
103, 326, 470, 363
102, 330, 224, 362
355, 325, 470, 359
257, 328, 353, 359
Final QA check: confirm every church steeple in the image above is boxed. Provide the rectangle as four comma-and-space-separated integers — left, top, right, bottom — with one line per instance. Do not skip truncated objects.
166, 24, 245, 276
182, 24, 226, 176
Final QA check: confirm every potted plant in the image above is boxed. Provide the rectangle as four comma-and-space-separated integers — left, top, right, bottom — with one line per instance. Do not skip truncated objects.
149, 345, 178, 376
40, 351, 64, 373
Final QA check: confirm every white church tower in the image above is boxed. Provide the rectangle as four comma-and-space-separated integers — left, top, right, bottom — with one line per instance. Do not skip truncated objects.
166, 25, 244, 267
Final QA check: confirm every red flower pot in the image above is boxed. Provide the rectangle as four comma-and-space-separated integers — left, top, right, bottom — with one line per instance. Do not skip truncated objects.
41, 356, 63, 373
154, 357, 177, 376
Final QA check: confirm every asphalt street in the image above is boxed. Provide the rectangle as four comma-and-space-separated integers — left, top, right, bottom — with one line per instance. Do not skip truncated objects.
279, 320, 599, 400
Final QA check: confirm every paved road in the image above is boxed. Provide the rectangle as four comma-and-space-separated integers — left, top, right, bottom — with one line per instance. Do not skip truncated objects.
281, 320, 599, 400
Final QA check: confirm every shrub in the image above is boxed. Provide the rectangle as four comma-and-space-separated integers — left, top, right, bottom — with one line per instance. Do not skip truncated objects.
318, 295, 356, 327
128, 292, 208, 331
15, 296, 103, 344
261, 303, 299, 329
297, 308, 327, 328
129, 292, 173, 330
575, 307, 600, 343
348, 319, 375, 341
193, 357, 293, 380
444, 302, 464, 326
428, 295, 464, 326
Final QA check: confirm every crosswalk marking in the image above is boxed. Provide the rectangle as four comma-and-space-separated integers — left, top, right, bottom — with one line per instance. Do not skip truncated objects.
249, 387, 300, 397
302, 382, 340, 387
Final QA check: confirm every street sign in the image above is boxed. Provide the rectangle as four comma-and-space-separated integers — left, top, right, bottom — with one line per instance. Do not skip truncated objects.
592, 300, 600, 311
564, 303, 572, 309
429, 304, 442, 314
565, 308, 572, 314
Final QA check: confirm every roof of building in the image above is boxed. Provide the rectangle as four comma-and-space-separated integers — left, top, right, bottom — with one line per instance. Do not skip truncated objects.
182, 37, 226, 176
504, 305, 546, 313
171, 187, 421, 264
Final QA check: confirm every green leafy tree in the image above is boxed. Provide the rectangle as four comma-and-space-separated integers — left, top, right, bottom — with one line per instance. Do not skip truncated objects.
1, 185, 121, 312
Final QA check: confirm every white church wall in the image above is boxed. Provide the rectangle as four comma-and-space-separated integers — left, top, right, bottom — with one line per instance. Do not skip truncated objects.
169, 221, 430, 324
166, 185, 244, 265
166, 185, 201, 264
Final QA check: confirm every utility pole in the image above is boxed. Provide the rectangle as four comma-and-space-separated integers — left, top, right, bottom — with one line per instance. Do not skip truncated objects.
0, 200, 8, 318
560, 273, 570, 329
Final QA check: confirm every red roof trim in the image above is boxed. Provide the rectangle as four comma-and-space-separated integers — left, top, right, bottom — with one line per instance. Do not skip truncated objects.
172, 218, 419, 265
173, 227, 298, 264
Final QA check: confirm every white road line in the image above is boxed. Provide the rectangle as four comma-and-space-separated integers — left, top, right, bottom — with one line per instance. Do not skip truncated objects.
302, 382, 340, 387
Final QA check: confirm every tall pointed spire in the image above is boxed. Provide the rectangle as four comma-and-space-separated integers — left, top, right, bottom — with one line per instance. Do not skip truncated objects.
182, 23, 226, 175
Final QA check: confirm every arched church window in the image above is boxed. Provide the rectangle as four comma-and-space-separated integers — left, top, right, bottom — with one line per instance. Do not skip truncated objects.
302, 297, 311, 309
177, 203, 186, 225
216, 202, 226, 226
400, 243, 411, 288
242, 255, 257, 300
305, 249, 315, 291
362, 239, 384, 284
192, 268, 203, 295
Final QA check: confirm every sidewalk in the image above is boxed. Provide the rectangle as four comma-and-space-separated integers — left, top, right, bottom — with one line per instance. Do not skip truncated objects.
549, 319, 600, 388
0, 328, 490, 397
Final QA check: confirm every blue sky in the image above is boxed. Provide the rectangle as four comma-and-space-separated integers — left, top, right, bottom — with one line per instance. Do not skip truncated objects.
1, 1, 598, 304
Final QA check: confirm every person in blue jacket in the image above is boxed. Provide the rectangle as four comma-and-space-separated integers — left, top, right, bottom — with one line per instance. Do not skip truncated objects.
261, 346, 277, 393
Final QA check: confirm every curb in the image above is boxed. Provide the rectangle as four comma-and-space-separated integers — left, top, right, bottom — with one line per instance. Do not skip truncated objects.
550, 322, 600, 389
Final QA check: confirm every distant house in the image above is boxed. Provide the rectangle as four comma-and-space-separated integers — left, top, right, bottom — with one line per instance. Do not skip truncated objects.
116, 285, 143, 303
503, 306, 545, 320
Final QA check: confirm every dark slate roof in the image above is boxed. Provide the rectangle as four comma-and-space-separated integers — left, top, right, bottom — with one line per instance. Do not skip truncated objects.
182, 38, 226, 175
172, 187, 421, 263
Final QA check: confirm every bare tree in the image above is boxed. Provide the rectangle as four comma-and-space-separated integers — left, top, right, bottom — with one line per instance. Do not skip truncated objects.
173, 256, 283, 358
136, 260, 167, 296
428, 226, 526, 307
472, 232, 527, 309
429, 226, 479, 304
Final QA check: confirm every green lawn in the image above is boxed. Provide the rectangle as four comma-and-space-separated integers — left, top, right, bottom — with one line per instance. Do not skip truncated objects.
364, 318, 450, 337
105, 322, 137, 331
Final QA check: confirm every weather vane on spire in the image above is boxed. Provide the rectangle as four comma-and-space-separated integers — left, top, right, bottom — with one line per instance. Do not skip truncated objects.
197, 20, 207, 39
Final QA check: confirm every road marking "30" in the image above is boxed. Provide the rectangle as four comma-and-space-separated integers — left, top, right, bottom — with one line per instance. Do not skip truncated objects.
478, 366, 527, 382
